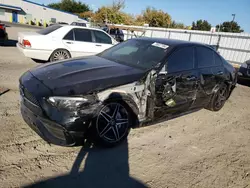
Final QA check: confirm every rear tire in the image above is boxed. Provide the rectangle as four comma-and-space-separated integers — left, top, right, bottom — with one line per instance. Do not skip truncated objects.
91, 101, 132, 147
50, 49, 71, 62
207, 83, 229, 111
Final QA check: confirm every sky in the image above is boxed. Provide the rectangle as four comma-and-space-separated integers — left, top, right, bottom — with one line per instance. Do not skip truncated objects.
38, 0, 250, 33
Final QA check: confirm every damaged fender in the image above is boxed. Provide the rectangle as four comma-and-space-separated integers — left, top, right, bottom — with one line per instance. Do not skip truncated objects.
97, 70, 157, 124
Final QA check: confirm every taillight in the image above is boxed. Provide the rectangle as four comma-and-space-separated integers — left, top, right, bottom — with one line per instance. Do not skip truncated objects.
0, 25, 5, 30
22, 40, 31, 48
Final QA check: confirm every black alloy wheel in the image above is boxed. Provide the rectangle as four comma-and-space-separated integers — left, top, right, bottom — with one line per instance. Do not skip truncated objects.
209, 84, 229, 111
95, 102, 131, 147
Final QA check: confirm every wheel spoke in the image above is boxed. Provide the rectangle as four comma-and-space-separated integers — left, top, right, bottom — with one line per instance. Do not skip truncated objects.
100, 111, 112, 122
112, 126, 120, 141
100, 123, 112, 137
112, 104, 120, 118
116, 118, 128, 125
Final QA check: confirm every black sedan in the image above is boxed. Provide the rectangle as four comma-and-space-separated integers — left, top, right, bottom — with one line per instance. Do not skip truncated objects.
238, 60, 250, 80
19, 38, 237, 147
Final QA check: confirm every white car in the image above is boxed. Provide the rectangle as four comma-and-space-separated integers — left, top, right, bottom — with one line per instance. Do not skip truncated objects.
17, 25, 116, 62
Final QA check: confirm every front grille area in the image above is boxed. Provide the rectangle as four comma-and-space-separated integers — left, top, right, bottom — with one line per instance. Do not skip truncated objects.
20, 85, 40, 106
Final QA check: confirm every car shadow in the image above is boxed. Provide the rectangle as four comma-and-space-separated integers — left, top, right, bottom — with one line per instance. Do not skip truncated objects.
0, 39, 17, 47
23, 139, 148, 188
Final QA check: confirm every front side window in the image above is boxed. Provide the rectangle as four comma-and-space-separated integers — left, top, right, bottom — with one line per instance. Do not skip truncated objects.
197, 46, 214, 68
167, 46, 195, 73
214, 52, 222, 66
93, 30, 112, 44
63, 29, 74, 40
98, 39, 168, 70
37, 25, 62, 35
74, 28, 92, 42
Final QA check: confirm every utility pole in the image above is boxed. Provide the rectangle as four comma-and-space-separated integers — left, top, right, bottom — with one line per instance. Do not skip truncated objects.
231, 14, 236, 32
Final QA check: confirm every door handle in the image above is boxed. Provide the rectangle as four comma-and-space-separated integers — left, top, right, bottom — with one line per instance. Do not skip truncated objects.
66, 42, 73, 44
217, 71, 224, 75
186, 75, 197, 81
96, 44, 102, 47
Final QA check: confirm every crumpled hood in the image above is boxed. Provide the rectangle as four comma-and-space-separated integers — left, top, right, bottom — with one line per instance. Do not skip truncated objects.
30, 56, 146, 96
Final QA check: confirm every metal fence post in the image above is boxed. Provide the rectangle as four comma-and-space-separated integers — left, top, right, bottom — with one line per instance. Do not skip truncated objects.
168, 31, 171, 39
217, 35, 221, 51
189, 33, 192, 41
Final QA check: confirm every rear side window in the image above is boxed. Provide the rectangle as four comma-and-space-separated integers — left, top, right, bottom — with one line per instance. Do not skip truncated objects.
167, 46, 195, 73
93, 30, 112, 44
63, 29, 74, 40
214, 52, 222, 66
74, 28, 92, 42
197, 47, 214, 68
37, 25, 62, 35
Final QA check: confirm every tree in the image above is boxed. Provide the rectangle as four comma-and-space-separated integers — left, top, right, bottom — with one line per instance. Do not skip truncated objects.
191, 20, 211, 31
93, 0, 132, 24
170, 21, 185, 29
216, 21, 244, 33
138, 7, 171, 27
79, 11, 95, 20
48, 0, 90, 14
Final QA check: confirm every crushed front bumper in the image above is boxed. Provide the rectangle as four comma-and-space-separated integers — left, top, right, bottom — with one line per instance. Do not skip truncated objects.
20, 98, 85, 146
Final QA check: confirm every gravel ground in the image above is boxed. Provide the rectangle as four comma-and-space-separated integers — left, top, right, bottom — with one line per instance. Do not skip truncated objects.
0, 26, 250, 188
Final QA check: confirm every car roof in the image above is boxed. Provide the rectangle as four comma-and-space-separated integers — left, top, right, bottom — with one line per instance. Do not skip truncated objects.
135, 37, 210, 48
60, 25, 102, 32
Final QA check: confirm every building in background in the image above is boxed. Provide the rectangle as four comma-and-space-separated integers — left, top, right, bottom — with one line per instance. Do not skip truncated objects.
0, 0, 82, 26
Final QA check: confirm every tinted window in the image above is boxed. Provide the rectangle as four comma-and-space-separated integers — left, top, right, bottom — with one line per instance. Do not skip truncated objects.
71, 22, 87, 27
214, 52, 222, 66
74, 29, 92, 42
197, 47, 214, 68
63, 29, 74, 40
37, 25, 62, 35
167, 47, 195, 73
110, 29, 116, 35
93, 30, 112, 44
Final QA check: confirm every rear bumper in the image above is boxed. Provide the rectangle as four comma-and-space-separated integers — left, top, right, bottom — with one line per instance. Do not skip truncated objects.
20, 99, 86, 146
16, 43, 52, 61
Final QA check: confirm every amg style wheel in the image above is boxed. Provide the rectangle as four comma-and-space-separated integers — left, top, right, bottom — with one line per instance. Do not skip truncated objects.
208, 83, 229, 111
94, 102, 132, 147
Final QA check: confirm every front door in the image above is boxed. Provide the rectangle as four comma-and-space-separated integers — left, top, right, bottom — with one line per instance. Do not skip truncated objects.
12, 12, 18, 23
92, 30, 113, 52
155, 46, 199, 116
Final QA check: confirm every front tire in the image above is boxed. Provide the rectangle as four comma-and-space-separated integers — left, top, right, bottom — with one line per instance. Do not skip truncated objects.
50, 49, 71, 62
92, 101, 132, 147
207, 83, 229, 111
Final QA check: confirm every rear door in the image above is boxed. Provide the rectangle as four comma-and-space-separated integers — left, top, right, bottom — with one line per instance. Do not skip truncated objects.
62, 28, 97, 57
155, 46, 199, 112
92, 30, 113, 52
194, 46, 225, 107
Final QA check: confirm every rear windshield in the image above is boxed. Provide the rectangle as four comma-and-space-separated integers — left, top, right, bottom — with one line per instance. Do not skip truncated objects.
37, 25, 62, 35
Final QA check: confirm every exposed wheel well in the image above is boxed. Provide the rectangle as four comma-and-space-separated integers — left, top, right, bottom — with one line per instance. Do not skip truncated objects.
103, 96, 139, 128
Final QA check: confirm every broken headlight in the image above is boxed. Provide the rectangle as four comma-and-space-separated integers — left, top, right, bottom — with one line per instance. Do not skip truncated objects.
47, 96, 95, 111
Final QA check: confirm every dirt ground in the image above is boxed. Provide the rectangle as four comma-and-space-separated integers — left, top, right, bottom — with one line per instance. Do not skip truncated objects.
0, 26, 250, 188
